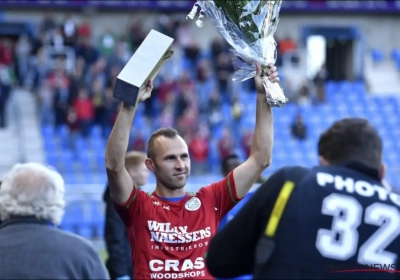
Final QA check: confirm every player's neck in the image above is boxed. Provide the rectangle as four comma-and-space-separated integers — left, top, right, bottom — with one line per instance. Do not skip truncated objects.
155, 185, 186, 198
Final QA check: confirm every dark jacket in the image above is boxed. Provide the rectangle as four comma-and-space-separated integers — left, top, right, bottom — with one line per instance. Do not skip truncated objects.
103, 185, 133, 279
0, 217, 109, 279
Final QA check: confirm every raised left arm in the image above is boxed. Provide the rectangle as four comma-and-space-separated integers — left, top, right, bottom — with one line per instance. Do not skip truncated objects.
233, 64, 278, 198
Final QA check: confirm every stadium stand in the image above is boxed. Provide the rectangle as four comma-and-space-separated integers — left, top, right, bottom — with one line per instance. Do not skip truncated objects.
0, 8, 399, 239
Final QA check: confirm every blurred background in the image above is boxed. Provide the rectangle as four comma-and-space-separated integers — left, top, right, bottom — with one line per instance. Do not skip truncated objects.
0, 0, 399, 255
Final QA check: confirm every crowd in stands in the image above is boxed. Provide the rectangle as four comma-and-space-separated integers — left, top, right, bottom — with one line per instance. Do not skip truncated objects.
0, 13, 326, 175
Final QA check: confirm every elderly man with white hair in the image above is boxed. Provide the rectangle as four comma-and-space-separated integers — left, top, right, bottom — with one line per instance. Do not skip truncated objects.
0, 163, 109, 279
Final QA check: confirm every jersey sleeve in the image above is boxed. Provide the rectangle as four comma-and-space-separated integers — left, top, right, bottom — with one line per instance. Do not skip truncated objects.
112, 186, 148, 227
206, 172, 241, 219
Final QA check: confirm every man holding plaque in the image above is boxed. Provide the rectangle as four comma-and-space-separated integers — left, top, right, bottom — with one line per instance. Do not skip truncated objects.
105, 29, 279, 279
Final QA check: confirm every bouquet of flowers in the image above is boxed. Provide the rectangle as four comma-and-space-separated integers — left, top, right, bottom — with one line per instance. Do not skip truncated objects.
187, 0, 287, 107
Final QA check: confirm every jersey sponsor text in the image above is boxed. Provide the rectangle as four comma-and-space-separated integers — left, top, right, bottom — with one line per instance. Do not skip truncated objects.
148, 220, 211, 243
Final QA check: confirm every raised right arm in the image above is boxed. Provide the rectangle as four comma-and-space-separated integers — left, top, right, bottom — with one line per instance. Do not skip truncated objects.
105, 80, 153, 204
105, 103, 136, 204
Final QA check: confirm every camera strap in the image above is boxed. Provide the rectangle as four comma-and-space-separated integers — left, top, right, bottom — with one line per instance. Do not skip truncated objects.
255, 181, 296, 265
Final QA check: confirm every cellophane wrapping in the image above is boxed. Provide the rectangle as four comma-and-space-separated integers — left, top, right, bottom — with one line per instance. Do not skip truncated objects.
187, 0, 288, 107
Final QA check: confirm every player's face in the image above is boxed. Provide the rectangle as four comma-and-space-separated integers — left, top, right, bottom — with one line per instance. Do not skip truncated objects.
129, 163, 150, 188
151, 136, 190, 190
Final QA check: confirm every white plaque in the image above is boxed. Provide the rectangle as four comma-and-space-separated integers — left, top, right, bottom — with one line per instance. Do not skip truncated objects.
114, 29, 174, 105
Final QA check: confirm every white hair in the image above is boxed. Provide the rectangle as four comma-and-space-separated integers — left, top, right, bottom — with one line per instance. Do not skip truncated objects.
0, 163, 65, 226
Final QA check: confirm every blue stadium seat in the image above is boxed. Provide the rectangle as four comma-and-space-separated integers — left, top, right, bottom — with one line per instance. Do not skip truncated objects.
39, 79, 398, 193
371, 49, 384, 63
91, 125, 102, 138
41, 125, 54, 138
46, 154, 57, 167
392, 49, 400, 61
56, 125, 69, 139
64, 173, 78, 185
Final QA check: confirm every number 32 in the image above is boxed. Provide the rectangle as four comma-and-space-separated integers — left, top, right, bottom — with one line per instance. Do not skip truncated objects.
316, 193, 400, 265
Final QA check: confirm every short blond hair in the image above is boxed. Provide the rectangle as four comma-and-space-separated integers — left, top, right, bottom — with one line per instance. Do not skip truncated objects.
125, 151, 147, 170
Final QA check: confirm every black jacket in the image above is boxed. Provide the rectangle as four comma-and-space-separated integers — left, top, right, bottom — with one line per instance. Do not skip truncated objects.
207, 162, 400, 279
103, 185, 133, 279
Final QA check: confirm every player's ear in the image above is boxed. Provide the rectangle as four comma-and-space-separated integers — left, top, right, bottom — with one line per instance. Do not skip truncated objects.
379, 162, 386, 181
319, 156, 329, 166
145, 158, 155, 172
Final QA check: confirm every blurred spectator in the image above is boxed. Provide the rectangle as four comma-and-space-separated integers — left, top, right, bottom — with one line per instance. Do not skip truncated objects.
196, 59, 214, 113
176, 21, 199, 64
126, 19, 146, 51
297, 80, 311, 106
27, 47, 51, 92
75, 37, 99, 66
73, 87, 94, 138
158, 76, 176, 104
0, 75, 11, 128
157, 15, 176, 38
131, 131, 146, 152
49, 26, 65, 50
291, 114, 307, 141
68, 57, 86, 101
98, 28, 117, 57
77, 20, 92, 38
241, 130, 253, 158
30, 31, 47, 57
40, 13, 56, 33
281, 78, 296, 103
0, 163, 109, 279
91, 77, 106, 128
15, 34, 31, 86
66, 107, 80, 152
38, 80, 54, 126
159, 105, 174, 128
180, 108, 198, 138
189, 125, 210, 175
218, 128, 234, 159
278, 35, 297, 54
102, 87, 118, 137
210, 38, 229, 66
62, 15, 77, 47
49, 60, 70, 129
0, 39, 14, 66
216, 52, 234, 102
313, 64, 328, 103
231, 96, 243, 121
208, 90, 223, 129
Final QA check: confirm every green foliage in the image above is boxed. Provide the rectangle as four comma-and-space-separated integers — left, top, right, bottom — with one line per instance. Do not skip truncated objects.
213, 0, 279, 44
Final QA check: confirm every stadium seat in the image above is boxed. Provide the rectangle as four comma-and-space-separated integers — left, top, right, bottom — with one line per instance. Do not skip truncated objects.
392, 49, 400, 61
371, 49, 384, 63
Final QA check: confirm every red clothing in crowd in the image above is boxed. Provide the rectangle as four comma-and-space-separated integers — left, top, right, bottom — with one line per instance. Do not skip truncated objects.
241, 131, 253, 158
218, 137, 234, 159
189, 137, 209, 162
0, 44, 13, 66
73, 98, 94, 120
